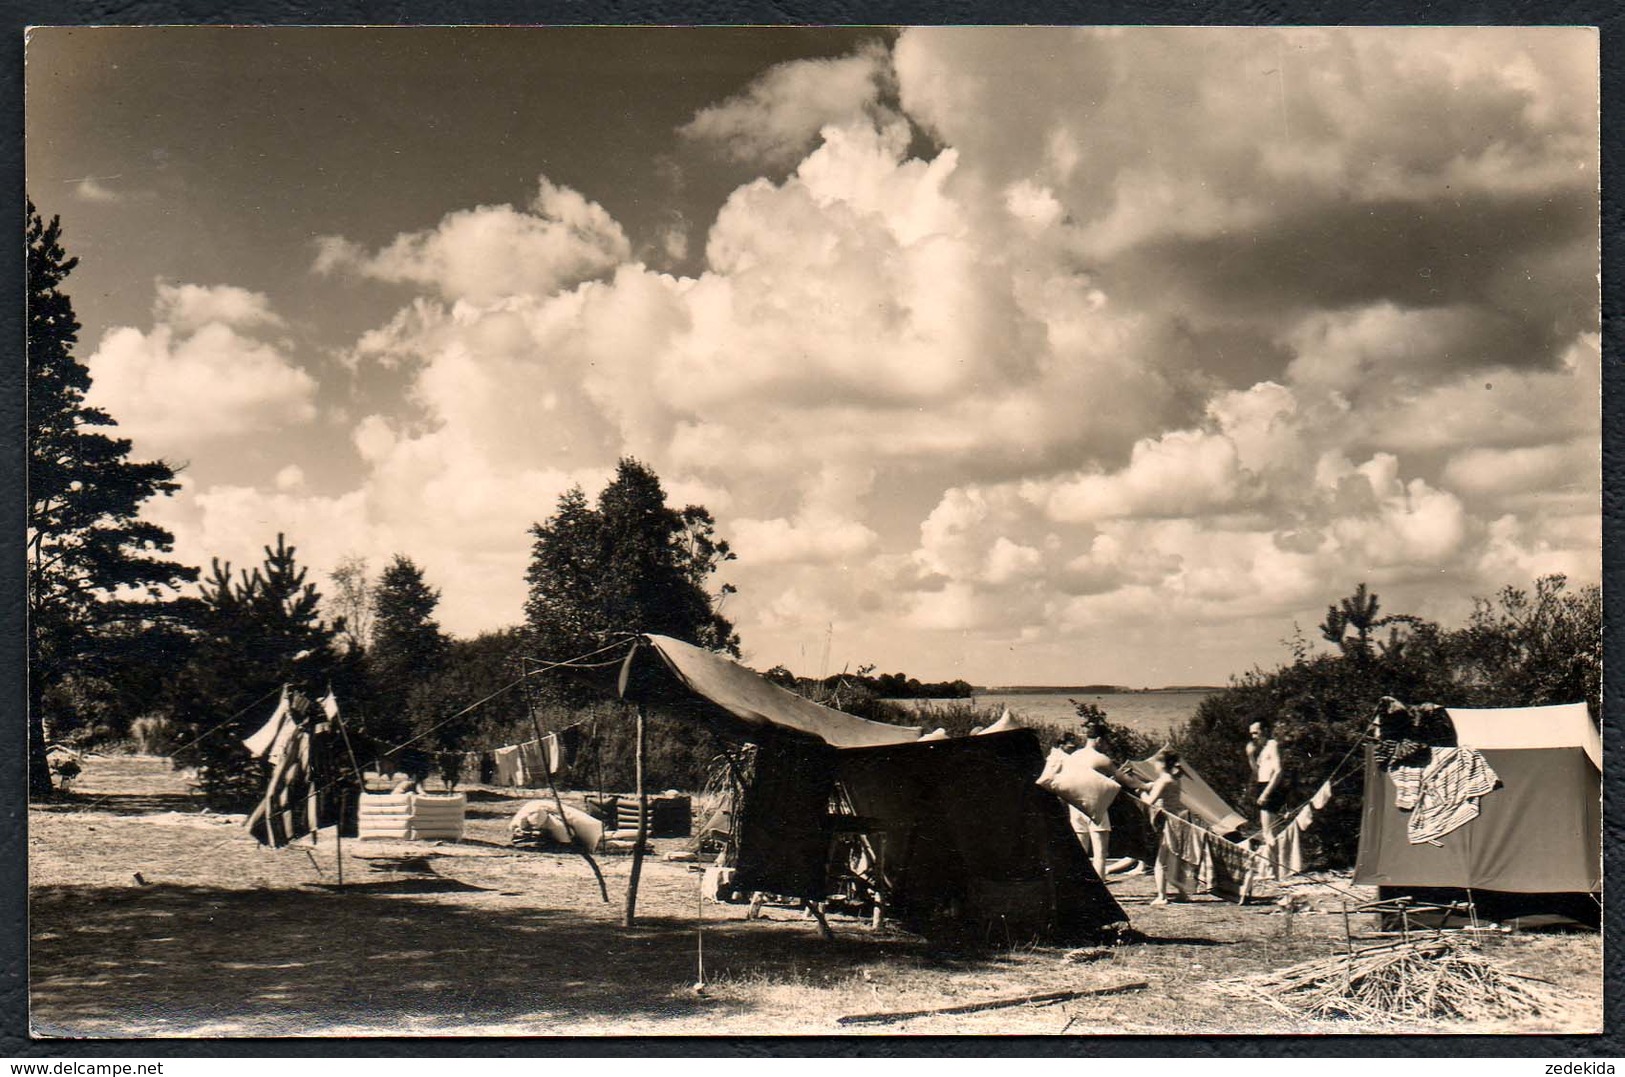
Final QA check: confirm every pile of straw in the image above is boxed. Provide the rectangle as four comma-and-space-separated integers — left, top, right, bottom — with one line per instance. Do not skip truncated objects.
1227, 938, 1564, 1023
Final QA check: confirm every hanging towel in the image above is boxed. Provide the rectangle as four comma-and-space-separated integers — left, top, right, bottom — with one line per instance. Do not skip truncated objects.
1294, 804, 1314, 831
1273, 818, 1305, 878
1390, 765, 1426, 811
1408, 747, 1499, 846
1155, 811, 1207, 899
1310, 780, 1333, 810
541, 732, 563, 775
518, 740, 548, 786
493, 745, 521, 786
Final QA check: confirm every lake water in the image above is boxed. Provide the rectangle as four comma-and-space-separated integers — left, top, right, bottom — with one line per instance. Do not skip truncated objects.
906, 690, 1211, 740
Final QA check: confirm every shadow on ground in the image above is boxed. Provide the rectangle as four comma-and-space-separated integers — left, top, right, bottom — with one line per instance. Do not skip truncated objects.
30, 879, 921, 1035
34, 792, 206, 816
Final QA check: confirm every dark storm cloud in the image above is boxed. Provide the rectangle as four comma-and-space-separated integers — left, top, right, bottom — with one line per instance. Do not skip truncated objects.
1105, 187, 1597, 376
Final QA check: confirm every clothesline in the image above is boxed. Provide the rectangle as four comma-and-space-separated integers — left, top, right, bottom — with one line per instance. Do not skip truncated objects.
453, 715, 592, 758
378, 636, 636, 761
458, 721, 591, 788
1255, 732, 1372, 848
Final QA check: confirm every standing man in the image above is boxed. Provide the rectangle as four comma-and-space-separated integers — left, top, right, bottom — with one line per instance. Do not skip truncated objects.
1246, 718, 1286, 871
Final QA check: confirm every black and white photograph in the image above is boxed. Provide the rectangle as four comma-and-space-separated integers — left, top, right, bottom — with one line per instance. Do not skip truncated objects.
23, 25, 1602, 1037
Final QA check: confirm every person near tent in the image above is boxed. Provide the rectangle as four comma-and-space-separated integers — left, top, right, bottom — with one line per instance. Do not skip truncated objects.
1246, 717, 1286, 865
1060, 720, 1122, 880
1128, 748, 1191, 907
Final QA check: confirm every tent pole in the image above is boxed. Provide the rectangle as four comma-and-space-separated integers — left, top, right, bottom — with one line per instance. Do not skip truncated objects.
518, 659, 609, 903
624, 702, 649, 927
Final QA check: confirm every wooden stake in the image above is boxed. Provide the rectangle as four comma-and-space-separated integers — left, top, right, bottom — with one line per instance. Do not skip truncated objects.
623, 702, 649, 927
336, 787, 345, 887
837, 980, 1149, 1026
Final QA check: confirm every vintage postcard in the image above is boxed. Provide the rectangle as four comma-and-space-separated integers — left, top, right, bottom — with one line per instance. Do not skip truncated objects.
24, 25, 1601, 1038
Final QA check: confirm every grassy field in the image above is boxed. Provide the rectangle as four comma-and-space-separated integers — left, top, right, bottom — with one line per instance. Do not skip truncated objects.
28, 754, 1603, 1037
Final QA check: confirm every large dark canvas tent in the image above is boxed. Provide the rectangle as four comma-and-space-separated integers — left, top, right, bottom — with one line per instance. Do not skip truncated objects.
621, 635, 1128, 942
1353, 703, 1600, 926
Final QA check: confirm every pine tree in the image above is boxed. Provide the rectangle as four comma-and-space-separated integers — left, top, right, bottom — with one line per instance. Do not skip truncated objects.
369, 555, 449, 752
171, 535, 339, 808
27, 200, 196, 797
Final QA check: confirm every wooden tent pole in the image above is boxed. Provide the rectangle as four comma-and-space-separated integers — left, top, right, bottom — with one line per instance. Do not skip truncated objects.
517, 659, 609, 903
623, 701, 649, 927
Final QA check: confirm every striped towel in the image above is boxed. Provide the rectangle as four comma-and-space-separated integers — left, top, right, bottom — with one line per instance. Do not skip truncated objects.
1408, 747, 1499, 846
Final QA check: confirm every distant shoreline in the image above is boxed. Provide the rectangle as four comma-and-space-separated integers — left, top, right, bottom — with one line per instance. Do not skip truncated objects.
975, 685, 1223, 695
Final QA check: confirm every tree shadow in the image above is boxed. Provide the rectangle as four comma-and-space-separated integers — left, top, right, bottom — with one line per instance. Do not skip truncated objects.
33, 791, 206, 816
29, 880, 924, 1035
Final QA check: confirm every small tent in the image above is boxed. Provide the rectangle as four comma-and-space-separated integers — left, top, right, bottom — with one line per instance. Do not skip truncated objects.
1353, 702, 1600, 926
620, 635, 1128, 942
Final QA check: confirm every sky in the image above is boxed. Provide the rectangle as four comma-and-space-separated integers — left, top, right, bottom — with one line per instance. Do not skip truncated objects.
26, 26, 1601, 687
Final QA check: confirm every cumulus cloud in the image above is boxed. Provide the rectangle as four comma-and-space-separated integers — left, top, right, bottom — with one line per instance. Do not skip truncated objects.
85, 282, 317, 455
679, 42, 893, 167
314, 178, 631, 304
160, 29, 1596, 680
154, 281, 284, 335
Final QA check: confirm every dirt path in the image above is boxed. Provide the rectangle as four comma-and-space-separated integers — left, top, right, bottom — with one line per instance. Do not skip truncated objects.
28, 756, 1603, 1037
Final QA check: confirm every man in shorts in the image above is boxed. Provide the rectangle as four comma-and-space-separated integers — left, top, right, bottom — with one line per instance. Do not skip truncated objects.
1246, 718, 1286, 875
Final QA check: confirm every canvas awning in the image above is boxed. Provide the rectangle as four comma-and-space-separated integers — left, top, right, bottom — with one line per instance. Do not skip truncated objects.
623, 634, 922, 748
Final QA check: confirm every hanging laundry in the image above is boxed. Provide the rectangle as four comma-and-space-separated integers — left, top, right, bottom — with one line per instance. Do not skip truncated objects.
1294, 804, 1314, 831
242, 687, 292, 762
541, 732, 562, 775
1154, 810, 1209, 900
515, 740, 545, 785
320, 689, 340, 721
1408, 746, 1499, 846
1390, 765, 1426, 811
1138, 804, 1256, 904
1273, 818, 1305, 878
1310, 780, 1333, 810
493, 745, 521, 786
246, 701, 359, 848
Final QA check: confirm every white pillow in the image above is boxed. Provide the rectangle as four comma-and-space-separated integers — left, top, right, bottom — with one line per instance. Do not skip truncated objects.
1036, 749, 1122, 821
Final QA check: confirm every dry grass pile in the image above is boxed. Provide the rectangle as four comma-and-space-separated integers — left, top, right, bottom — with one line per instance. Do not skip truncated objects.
1224, 936, 1568, 1024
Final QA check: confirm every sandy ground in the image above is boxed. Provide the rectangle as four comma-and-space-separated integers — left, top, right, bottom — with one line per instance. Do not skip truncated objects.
28, 754, 1603, 1038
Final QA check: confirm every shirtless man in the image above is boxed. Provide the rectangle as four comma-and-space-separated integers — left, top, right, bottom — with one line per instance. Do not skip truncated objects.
1246, 718, 1286, 879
